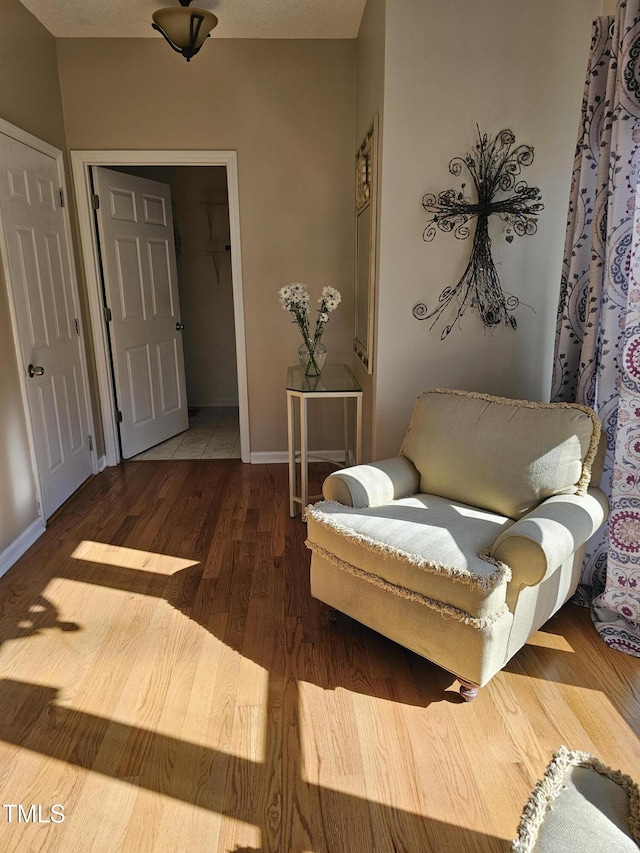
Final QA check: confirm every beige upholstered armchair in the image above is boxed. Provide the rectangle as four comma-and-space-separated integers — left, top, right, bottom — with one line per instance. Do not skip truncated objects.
305, 389, 608, 700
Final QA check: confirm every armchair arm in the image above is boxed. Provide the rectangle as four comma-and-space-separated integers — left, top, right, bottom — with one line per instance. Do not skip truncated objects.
491, 487, 609, 588
322, 455, 420, 508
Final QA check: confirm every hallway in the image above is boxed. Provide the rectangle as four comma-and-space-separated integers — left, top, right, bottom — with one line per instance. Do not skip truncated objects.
130, 406, 240, 460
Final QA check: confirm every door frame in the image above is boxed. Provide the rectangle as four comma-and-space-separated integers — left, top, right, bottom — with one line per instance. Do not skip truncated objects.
0, 118, 98, 523
70, 149, 250, 465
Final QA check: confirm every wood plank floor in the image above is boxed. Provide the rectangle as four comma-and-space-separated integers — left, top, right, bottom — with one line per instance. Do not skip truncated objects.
0, 460, 638, 852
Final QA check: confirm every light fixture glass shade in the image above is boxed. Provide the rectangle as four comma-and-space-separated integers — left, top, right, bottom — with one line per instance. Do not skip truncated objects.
152, 6, 218, 58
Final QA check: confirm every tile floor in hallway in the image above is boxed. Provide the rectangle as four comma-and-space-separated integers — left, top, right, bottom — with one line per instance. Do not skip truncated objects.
130, 406, 241, 460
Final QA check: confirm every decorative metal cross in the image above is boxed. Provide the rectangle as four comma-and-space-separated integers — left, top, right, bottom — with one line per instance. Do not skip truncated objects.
413, 127, 544, 339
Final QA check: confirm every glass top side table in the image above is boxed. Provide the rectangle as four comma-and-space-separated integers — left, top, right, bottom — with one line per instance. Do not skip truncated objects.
286, 364, 363, 394
286, 364, 363, 518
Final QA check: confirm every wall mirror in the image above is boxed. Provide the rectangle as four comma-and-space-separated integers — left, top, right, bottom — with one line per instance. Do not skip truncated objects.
354, 117, 378, 374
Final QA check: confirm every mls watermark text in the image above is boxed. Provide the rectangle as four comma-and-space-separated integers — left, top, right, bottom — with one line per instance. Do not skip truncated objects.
2, 804, 65, 823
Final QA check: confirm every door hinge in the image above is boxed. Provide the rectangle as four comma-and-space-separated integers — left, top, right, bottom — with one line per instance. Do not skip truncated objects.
88, 434, 93, 451
74, 318, 80, 335
58, 187, 65, 207
104, 306, 112, 323
92, 193, 100, 210
115, 410, 123, 424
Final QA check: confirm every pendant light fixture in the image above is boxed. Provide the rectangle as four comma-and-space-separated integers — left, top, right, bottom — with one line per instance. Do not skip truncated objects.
152, 0, 218, 62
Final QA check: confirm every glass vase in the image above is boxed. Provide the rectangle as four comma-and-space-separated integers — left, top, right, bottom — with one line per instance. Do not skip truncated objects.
298, 341, 327, 377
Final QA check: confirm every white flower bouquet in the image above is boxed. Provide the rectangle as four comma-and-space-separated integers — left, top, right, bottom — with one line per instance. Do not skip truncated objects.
279, 283, 341, 375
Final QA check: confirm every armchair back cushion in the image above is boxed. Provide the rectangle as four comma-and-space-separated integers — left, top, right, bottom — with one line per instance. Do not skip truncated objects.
400, 390, 601, 520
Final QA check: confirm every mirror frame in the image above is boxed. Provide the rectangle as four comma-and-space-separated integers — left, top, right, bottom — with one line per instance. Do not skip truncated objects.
354, 117, 378, 374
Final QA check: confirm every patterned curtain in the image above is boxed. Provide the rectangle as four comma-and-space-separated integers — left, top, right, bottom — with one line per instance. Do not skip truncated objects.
552, 3, 640, 657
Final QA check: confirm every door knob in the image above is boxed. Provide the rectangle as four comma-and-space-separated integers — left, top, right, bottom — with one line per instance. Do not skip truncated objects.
28, 364, 45, 378
176, 322, 185, 331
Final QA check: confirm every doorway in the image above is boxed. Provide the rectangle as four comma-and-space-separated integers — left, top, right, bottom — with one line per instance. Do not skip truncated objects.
70, 150, 250, 466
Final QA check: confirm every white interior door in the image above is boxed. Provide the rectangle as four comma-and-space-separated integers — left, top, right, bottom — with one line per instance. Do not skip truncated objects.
0, 131, 93, 518
93, 167, 189, 459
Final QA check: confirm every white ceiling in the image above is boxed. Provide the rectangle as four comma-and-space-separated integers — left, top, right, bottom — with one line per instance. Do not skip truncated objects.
18, 0, 368, 39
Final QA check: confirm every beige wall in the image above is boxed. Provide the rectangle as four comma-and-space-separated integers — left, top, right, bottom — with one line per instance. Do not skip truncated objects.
353, 0, 386, 463
0, 0, 67, 558
0, 0, 66, 149
57, 38, 357, 454
372, 0, 602, 459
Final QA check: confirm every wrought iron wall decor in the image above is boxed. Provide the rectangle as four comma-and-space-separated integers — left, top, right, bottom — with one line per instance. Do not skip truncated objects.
354, 118, 378, 373
413, 127, 544, 339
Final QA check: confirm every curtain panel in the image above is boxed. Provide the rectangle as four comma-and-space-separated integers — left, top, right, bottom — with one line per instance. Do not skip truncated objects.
552, 4, 640, 656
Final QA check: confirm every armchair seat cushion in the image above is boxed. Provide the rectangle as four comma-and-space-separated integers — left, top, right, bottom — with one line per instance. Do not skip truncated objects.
306, 495, 515, 624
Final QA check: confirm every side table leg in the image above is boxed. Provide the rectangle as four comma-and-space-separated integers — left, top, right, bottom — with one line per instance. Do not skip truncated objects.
287, 391, 296, 517
343, 398, 349, 466
300, 396, 308, 519
355, 393, 363, 464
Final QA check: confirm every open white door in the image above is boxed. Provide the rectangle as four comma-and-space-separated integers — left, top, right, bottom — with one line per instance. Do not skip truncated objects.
93, 167, 189, 459
0, 131, 93, 518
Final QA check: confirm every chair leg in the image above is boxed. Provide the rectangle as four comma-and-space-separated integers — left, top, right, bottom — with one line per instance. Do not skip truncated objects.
458, 679, 479, 702
326, 606, 340, 623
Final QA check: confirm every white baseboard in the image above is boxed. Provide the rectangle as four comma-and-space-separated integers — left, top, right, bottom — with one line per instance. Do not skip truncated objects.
0, 517, 46, 580
250, 451, 289, 464
250, 450, 345, 465
97, 454, 107, 472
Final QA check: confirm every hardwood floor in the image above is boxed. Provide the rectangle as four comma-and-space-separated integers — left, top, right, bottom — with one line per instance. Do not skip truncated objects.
0, 460, 638, 852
